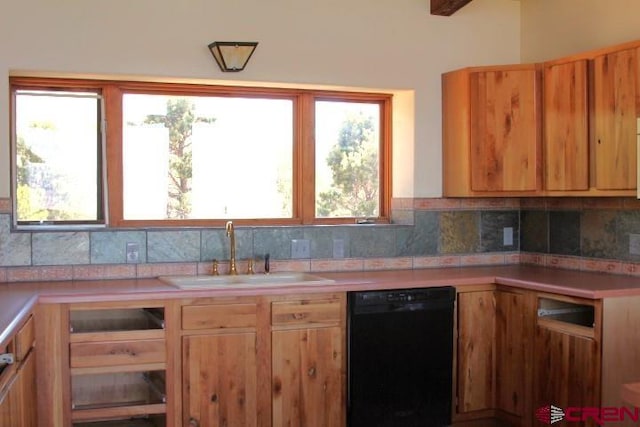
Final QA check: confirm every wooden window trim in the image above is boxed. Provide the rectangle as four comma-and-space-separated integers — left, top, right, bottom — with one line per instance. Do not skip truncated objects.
10, 77, 392, 227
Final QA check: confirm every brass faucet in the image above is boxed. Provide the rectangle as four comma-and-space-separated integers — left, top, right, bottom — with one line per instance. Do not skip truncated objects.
225, 221, 237, 275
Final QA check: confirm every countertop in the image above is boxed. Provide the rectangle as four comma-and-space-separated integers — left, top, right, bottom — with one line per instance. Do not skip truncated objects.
2, 264, 640, 348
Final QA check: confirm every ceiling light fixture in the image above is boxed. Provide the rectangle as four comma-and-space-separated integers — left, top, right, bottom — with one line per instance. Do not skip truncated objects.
208, 41, 258, 72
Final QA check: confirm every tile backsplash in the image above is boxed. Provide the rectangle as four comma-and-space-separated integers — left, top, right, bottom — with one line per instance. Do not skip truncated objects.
2, 196, 640, 282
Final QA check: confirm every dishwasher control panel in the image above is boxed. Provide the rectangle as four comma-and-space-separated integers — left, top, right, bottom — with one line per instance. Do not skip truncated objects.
350, 286, 456, 307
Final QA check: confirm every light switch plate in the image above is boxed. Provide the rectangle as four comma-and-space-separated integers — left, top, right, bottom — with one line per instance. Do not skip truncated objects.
503, 227, 514, 246
333, 239, 345, 259
630, 234, 640, 255
291, 239, 310, 259
126, 242, 140, 263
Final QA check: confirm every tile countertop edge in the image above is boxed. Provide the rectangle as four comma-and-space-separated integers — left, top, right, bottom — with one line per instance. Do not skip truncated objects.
0, 294, 38, 350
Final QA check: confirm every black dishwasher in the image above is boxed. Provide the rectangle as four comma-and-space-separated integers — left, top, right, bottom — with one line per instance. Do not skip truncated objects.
347, 286, 455, 427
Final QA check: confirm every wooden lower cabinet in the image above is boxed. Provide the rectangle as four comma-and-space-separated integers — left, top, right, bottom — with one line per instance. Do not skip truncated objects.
457, 289, 496, 415
183, 333, 258, 427
270, 294, 346, 427
0, 349, 37, 427
456, 287, 534, 425
271, 326, 343, 427
181, 292, 346, 427
533, 327, 600, 415
0, 315, 37, 427
495, 289, 534, 423
533, 294, 601, 427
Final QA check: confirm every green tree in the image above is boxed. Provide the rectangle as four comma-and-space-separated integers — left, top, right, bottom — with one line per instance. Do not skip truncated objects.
145, 99, 215, 219
317, 113, 379, 217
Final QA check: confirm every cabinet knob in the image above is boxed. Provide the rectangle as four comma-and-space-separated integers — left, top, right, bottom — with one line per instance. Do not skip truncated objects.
189, 417, 200, 427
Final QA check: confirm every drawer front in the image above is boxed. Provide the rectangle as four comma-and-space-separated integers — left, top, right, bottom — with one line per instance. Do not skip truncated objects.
15, 315, 34, 362
70, 339, 166, 368
272, 299, 341, 326
182, 304, 257, 330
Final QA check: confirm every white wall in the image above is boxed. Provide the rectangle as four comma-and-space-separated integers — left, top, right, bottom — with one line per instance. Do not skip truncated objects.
0, 0, 520, 199
521, 0, 640, 62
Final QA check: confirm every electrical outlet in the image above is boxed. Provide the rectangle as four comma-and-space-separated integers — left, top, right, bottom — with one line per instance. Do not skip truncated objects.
126, 242, 140, 263
503, 227, 514, 246
291, 239, 310, 259
630, 234, 640, 255
333, 239, 345, 259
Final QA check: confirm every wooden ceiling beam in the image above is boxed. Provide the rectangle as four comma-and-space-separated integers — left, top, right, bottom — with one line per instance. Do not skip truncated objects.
431, 0, 475, 16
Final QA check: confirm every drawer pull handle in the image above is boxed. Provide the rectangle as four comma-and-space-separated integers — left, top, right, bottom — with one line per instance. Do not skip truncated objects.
292, 313, 305, 320
0, 353, 14, 365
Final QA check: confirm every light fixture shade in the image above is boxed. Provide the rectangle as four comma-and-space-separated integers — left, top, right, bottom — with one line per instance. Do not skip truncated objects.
208, 41, 258, 72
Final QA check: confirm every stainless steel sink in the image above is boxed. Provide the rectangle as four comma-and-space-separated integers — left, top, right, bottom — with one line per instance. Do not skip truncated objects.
159, 272, 336, 289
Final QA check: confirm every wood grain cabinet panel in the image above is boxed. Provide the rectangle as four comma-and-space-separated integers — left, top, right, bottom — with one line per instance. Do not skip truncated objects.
592, 46, 640, 190
70, 339, 166, 368
272, 327, 344, 427
183, 333, 258, 427
495, 289, 535, 425
0, 316, 37, 427
271, 299, 341, 326
543, 59, 590, 191
182, 303, 257, 330
457, 290, 496, 414
443, 65, 542, 196
533, 328, 600, 424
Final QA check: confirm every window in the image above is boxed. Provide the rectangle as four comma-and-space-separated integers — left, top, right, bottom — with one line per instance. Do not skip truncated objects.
315, 100, 381, 219
11, 78, 391, 227
122, 93, 293, 220
12, 87, 104, 226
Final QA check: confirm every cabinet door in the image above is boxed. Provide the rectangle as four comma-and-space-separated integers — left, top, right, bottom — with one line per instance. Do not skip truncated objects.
495, 289, 534, 421
0, 350, 37, 427
183, 333, 258, 427
469, 69, 540, 192
272, 326, 344, 427
544, 60, 589, 191
592, 47, 640, 190
533, 326, 599, 423
457, 291, 496, 413
0, 371, 20, 426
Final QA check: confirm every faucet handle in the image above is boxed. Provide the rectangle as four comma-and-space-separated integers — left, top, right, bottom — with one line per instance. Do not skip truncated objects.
264, 253, 270, 274
212, 259, 219, 276
247, 258, 254, 275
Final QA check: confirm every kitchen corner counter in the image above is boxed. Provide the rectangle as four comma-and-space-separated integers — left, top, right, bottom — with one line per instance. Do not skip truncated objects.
1, 264, 640, 348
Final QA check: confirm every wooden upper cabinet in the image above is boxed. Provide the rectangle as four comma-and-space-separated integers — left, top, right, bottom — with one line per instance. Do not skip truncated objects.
592, 46, 640, 190
443, 65, 542, 196
544, 60, 590, 191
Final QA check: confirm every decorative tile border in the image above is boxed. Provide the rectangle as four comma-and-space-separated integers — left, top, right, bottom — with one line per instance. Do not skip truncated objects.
72, 264, 137, 281
136, 262, 197, 279
2, 251, 638, 283
413, 255, 460, 268
520, 252, 640, 278
311, 259, 365, 272
7, 266, 74, 282
363, 257, 413, 271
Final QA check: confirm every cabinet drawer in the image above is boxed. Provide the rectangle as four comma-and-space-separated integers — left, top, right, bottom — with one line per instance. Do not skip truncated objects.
272, 299, 341, 326
182, 304, 257, 330
70, 339, 166, 368
15, 315, 34, 362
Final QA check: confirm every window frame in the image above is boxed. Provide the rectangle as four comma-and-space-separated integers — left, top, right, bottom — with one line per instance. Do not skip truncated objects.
10, 77, 392, 227
10, 78, 108, 228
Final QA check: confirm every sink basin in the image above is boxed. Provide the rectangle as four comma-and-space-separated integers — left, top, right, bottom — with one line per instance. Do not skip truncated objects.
159, 272, 336, 290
